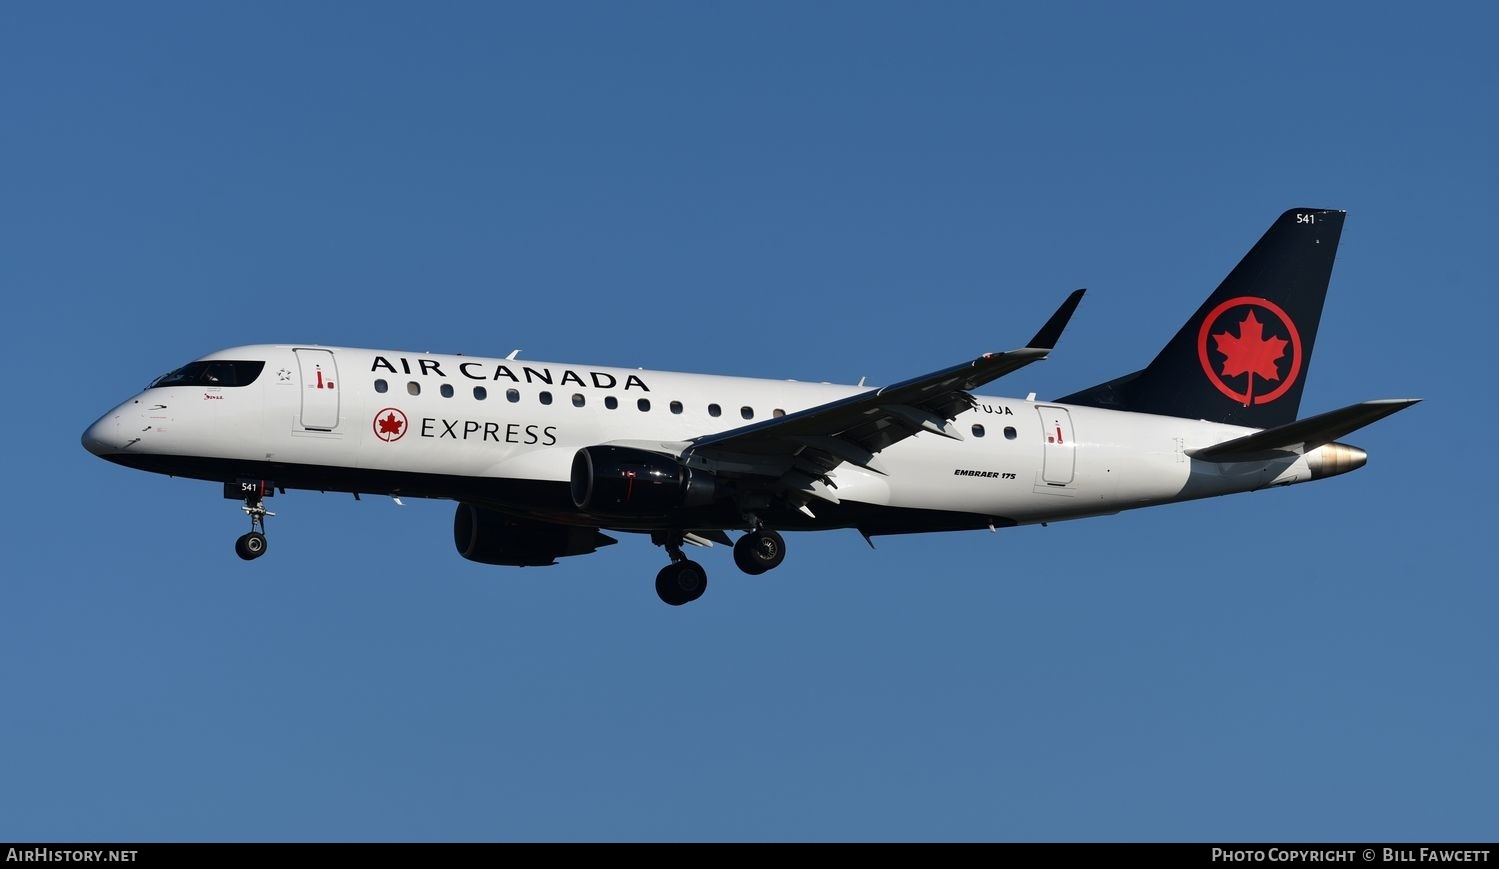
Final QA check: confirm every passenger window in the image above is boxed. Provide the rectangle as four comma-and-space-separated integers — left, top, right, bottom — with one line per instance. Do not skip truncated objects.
605, 396, 618, 410
573, 393, 586, 407
474, 386, 487, 400
741, 406, 754, 420
972, 424, 985, 437
773, 408, 785, 418
638, 398, 651, 412
440, 384, 454, 398
539, 391, 553, 405
407, 381, 420, 396
708, 403, 721, 417
374, 379, 388, 394
1004, 426, 1017, 440
507, 388, 520, 403
670, 400, 683, 414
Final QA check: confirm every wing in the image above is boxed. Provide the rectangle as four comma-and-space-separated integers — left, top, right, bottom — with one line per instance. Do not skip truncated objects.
681, 289, 1085, 509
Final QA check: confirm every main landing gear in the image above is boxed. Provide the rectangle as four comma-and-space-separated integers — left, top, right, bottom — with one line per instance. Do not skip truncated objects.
651, 528, 787, 606
652, 532, 707, 607
234, 491, 275, 561
733, 528, 786, 576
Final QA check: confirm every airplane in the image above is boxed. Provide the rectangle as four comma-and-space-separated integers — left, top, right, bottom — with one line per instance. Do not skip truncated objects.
82, 207, 1418, 605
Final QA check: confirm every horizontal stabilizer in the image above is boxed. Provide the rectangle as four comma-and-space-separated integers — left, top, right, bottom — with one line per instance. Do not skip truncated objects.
1188, 399, 1420, 462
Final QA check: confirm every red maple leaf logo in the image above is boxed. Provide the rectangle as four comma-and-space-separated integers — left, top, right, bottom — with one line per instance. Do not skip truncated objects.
1213, 310, 1287, 404
377, 412, 404, 436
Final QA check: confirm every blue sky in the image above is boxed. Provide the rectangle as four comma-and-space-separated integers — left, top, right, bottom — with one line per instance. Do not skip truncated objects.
3, 2, 1494, 842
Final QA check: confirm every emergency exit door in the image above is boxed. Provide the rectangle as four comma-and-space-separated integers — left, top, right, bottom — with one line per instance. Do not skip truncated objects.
295, 348, 340, 430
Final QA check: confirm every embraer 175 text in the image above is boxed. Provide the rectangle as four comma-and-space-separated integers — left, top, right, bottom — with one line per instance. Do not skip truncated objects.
84, 208, 1417, 605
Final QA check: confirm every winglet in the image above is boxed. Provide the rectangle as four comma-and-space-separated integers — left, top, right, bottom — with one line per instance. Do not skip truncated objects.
1026, 288, 1086, 350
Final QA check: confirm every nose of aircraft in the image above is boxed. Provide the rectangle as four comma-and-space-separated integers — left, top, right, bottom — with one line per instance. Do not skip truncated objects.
81, 410, 122, 457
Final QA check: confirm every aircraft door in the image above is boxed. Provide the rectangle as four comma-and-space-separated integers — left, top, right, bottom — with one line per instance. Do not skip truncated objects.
1037, 405, 1075, 486
294, 348, 340, 430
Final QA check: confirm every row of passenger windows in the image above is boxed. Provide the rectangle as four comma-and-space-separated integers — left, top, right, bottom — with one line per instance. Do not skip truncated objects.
971, 424, 1019, 440
373, 378, 1019, 438
374, 379, 784, 419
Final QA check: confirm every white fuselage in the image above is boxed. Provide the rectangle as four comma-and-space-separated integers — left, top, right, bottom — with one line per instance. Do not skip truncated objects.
83, 344, 1330, 533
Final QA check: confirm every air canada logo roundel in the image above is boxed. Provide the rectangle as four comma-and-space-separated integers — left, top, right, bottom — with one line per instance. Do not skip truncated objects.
373, 408, 408, 443
1197, 296, 1302, 406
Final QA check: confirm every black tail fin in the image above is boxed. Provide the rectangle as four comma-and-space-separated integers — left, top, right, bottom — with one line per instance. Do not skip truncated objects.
1058, 207, 1345, 428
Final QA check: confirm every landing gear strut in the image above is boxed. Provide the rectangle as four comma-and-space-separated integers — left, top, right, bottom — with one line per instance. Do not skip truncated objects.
652, 532, 707, 606
235, 492, 275, 561
733, 528, 786, 575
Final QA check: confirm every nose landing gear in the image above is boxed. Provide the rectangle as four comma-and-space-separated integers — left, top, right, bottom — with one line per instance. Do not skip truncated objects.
232, 487, 275, 561
235, 529, 268, 560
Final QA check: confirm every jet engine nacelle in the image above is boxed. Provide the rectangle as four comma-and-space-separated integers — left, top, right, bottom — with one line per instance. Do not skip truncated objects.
570, 445, 718, 517
453, 503, 615, 566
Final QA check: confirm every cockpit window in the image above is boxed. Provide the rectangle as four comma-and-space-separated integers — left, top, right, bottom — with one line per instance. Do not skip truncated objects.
150, 360, 265, 388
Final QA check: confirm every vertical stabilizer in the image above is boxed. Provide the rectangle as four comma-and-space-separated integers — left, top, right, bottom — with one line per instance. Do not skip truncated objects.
1059, 208, 1344, 428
